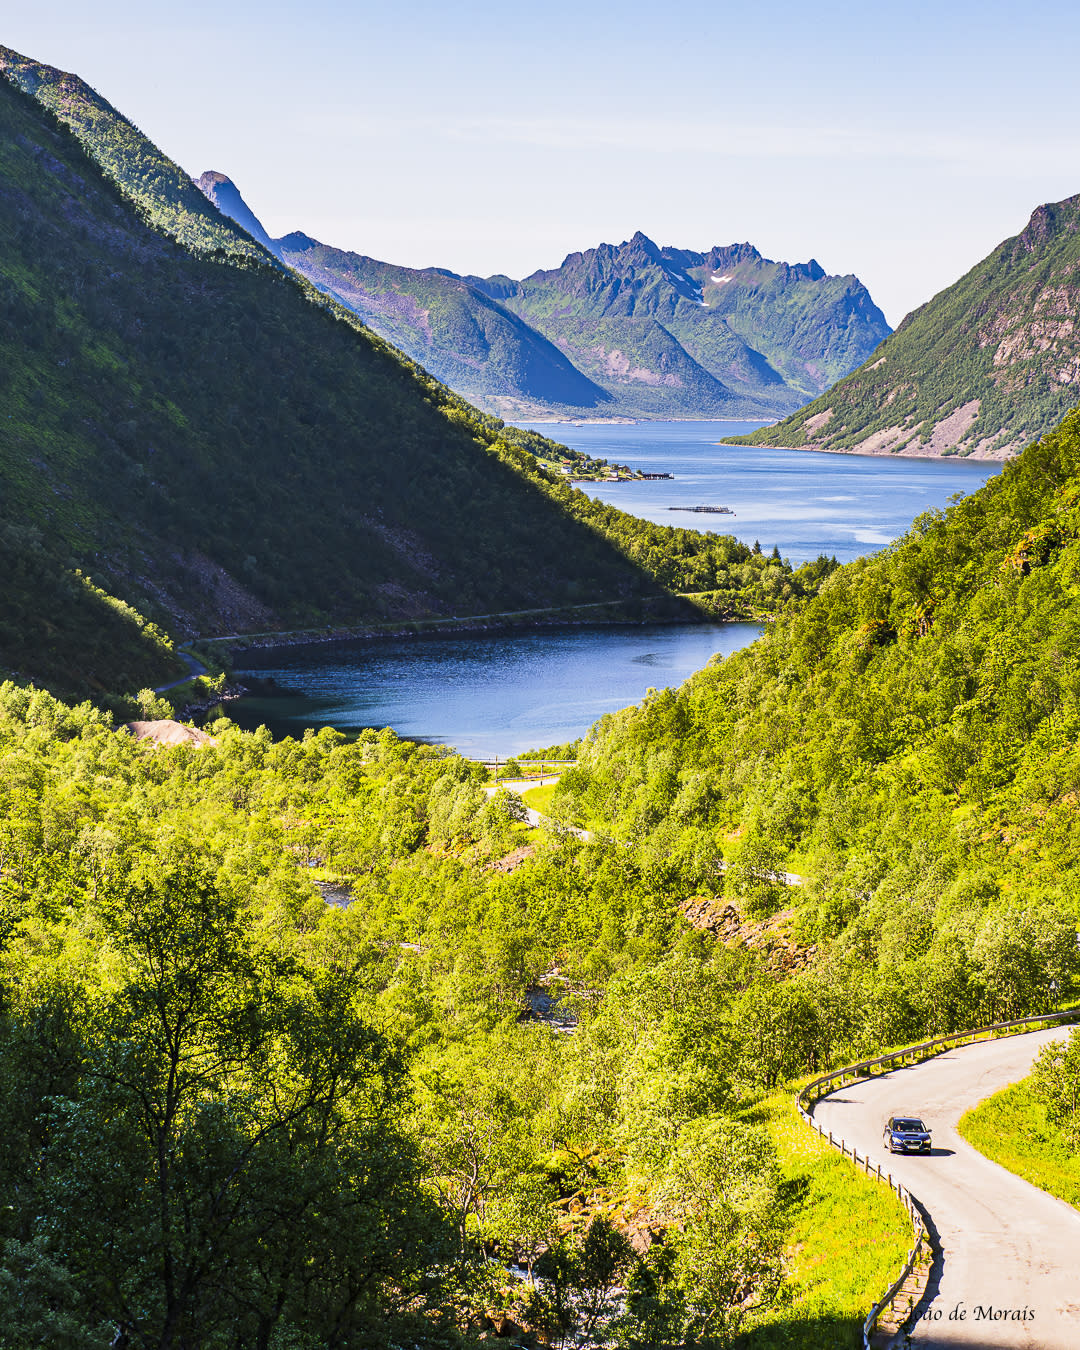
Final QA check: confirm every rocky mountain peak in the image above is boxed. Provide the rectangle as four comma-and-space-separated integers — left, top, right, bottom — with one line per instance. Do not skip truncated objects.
1015, 194, 1080, 255
195, 170, 281, 259
195, 169, 233, 193
276, 230, 319, 253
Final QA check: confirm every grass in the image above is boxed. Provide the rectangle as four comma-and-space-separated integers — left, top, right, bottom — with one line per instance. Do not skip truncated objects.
958, 1079, 1080, 1209
734, 1086, 912, 1348
521, 784, 557, 815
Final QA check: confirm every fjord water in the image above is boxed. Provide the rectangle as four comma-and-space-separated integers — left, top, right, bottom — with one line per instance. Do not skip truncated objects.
230, 623, 760, 759
231, 426, 1001, 754
521, 420, 1000, 563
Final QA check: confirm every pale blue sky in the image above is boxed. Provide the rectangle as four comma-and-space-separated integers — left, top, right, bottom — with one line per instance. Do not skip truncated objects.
7, 1, 1080, 324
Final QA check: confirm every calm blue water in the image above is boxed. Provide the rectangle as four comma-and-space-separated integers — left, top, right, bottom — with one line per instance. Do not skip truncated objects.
518, 420, 1000, 564
230, 425, 1001, 752
229, 623, 761, 759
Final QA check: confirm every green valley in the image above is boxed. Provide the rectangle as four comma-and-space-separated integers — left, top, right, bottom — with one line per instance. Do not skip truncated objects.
2, 27, 1079, 1350
2, 407, 1079, 1346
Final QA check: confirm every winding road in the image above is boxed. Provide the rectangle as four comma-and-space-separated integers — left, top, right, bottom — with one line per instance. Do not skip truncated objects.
814, 1026, 1080, 1347
153, 647, 207, 693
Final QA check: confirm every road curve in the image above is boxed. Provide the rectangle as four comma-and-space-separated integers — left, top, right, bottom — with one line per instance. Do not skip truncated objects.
814, 1026, 1080, 1347
153, 647, 208, 693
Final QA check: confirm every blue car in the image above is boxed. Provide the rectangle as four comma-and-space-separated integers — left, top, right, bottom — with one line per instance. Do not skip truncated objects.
883, 1116, 932, 1154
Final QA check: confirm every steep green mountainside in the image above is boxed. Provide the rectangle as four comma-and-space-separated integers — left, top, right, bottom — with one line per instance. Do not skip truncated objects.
0, 73, 640, 667
729, 195, 1080, 459
199, 173, 888, 420
271, 229, 614, 413
0, 524, 183, 696
194, 172, 612, 415
478, 233, 891, 418
0, 46, 273, 266
0, 64, 823, 698
552, 409, 1080, 1024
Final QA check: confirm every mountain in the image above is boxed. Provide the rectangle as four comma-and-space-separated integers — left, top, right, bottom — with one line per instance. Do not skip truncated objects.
0, 46, 273, 267
269, 230, 614, 414
195, 169, 284, 260
728, 195, 1080, 459
195, 173, 613, 415
197, 174, 889, 421
474, 233, 891, 418
0, 51, 826, 698
0, 62, 643, 684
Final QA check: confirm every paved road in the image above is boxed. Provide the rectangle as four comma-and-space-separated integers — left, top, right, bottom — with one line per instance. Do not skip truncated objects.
153, 647, 208, 693
814, 1027, 1080, 1347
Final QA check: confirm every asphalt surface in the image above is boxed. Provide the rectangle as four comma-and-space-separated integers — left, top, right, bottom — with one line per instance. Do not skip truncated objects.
814, 1026, 1080, 1347
153, 647, 208, 693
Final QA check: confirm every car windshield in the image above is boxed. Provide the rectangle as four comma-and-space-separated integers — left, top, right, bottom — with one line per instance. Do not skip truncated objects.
893, 1119, 926, 1132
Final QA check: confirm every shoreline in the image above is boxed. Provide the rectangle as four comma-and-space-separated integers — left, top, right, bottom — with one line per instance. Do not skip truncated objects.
195, 602, 753, 662
517, 416, 778, 427
715, 439, 1012, 464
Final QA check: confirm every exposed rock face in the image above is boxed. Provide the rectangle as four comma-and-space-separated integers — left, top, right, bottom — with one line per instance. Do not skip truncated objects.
733, 193, 1080, 460
485, 844, 537, 875
678, 898, 818, 973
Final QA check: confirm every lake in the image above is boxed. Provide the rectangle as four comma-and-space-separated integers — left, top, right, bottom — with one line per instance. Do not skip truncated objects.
228, 622, 761, 759
517, 420, 1000, 564
229, 424, 1001, 753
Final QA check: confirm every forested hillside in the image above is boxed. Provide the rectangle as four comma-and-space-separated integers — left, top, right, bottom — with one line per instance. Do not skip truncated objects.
552, 409, 1080, 1036
0, 683, 914, 1349
0, 59, 823, 699
729, 195, 1080, 459
3, 406, 1077, 1342
0, 45, 273, 265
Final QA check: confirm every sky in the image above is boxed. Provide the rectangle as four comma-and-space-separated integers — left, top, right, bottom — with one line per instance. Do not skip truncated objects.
7, 0, 1080, 326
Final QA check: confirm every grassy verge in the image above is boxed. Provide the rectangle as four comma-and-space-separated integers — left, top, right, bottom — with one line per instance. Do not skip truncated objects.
735, 1086, 911, 1348
521, 784, 557, 815
958, 1079, 1080, 1209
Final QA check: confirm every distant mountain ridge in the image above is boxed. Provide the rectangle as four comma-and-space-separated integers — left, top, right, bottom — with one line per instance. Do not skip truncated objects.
728, 195, 1080, 459
481, 233, 889, 413
260, 222, 614, 413
197, 174, 890, 421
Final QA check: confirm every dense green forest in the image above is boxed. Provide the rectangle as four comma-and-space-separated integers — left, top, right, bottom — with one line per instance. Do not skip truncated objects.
3, 413, 1080, 1347
728, 195, 1080, 458
0, 684, 893, 1349
549, 408, 1080, 1040
0, 57, 828, 700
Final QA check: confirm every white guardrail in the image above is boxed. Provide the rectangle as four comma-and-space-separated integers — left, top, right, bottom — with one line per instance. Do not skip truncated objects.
796, 1007, 1080, 1348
